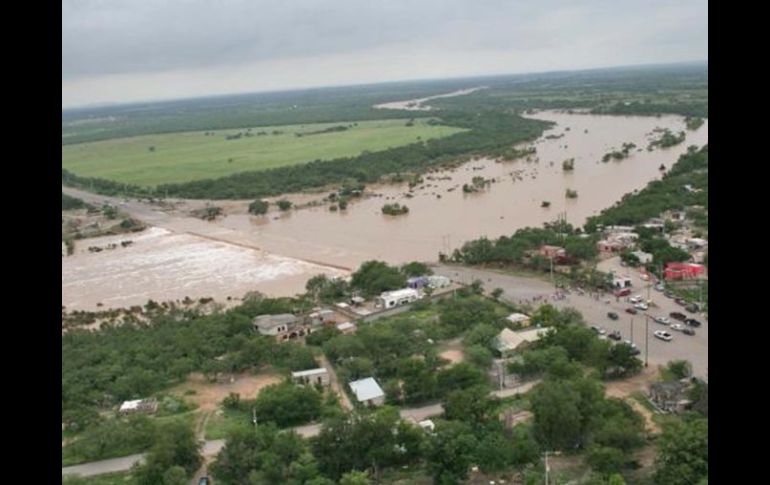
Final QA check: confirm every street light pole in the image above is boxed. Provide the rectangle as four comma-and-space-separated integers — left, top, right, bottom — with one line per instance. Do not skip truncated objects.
630, 317, 634, 344
645, 315, 649, 367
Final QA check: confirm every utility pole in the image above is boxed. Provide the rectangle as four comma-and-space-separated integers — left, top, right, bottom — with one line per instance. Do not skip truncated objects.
645, 314, 649, 366
544, 451, 549, 485
252, 408, 257, 427
630, 317, 634, 344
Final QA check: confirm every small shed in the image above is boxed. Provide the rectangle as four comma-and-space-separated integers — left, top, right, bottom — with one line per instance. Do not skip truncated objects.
292, 368, 330, 387
494, 328, 546, 356
349, 377, 385, 407
376, 288, 420, 309
407, 276, 429, 289
336, 321, 357, 334
631, 251, 653, 264
119, 398, 158, 415
506, 313, 531, 327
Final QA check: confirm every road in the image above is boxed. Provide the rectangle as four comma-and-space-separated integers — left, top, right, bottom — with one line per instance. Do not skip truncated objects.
433, 264, 707, 380
62, 381, 536, 478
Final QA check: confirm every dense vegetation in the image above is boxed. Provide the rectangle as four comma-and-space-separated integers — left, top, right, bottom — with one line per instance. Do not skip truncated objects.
381, 203, 409, 215
648, 129, 686, 150
62, 192, 92, 210
62, 296, 317, 419
585, 145, 708, 231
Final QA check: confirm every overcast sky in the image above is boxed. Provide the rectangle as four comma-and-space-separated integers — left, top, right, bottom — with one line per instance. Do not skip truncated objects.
62, 0, 707, 108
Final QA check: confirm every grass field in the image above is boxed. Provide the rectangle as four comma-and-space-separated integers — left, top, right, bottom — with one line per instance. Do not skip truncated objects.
62, 118, 465, 186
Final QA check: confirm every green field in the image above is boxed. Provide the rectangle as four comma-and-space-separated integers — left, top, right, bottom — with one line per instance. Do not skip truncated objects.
62, 118, 464, 186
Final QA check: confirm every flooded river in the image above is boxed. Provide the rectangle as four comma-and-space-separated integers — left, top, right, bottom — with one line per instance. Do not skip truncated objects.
62, 110, 707, 310
219, 111, 708, 268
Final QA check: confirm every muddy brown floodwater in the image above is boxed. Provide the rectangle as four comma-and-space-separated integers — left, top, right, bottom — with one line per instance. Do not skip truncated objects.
218, 111, 708, 269
62, 110, 707, 311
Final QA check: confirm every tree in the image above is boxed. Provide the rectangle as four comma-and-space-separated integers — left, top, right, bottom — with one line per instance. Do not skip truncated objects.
464, 344, 493, 369
586, 446, 625, 476
339, 470, 372, 485
134, 420, 201, 485
665, 360, 693, 380
653, 418, 708, 485
604, 344, 642, 378
442, 386, 498, 425
688, 380, 708, 417
436, 362, 485, 394
425, 420, 479, 485
400, 261, 432, 277
253, 381, 322, 427
162, 466, 189, 485
350, 261, 407, 297
491, 287, 504, 300
475, 430, 514, 473
249, 199, 269, 215
211, 425, 313, 484
277, 199, 293, 211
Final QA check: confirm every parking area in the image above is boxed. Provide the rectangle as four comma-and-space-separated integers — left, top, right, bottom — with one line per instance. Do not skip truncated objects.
434, 264, 708, 380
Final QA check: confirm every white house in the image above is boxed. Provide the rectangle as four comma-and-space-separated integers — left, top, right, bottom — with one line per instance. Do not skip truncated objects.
631, 251, 653, 264
253, 314, 303, 340
349, 377, 385, 406
612, 276, 633, 289
119, 398, 158, 415
376, 288, 420, 309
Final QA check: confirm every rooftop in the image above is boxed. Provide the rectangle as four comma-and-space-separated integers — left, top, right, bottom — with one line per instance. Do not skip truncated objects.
292, 368, 328, 378
253, 313, 297, 330
496, 328, 547, 352
379, 288, 419, 299
349, 377, 385, 402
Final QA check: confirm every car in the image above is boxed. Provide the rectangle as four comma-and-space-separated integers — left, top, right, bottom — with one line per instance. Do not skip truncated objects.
625, 308, 638, 315
199, 477, 210, 485
664, 291, 674, 298
682, 327, 696, 336
669, 312, 687, 321
685, 318, 701, 327
629, 296, 641, 304
655, 284, 665, 292
607, 312, 619, 320
675, 298, 687, 306
634, 302, 648, 310
608, 330, 622, 340
640, 273, 649, 281
670, 323, 685, 332
654, 316, 670, 325
590, 325, 606, 335
685, 304, 699, 313
654, 330, 673, 341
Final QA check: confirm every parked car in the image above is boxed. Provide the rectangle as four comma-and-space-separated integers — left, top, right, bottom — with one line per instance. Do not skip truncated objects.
682, 327, 696, 336
654, 316, 670, 325
625, 308, 638, 315
629, 296, 641, 304
653, 330, 673, 341
669, 312, 687, 321
590, 325, 606, 335
608, 330, 622, 341
670, 323, 685, 332
614, 288, 632, 297
640, 273, 650, 281
664, 291, 674, 298
685, 318, 702, 327
199, 477, 210, 485
655, 283, 665, 292
634, 302, 649, 311
607, 312, 619, 320
675, 298, 687, 306
685, 304, 699, 313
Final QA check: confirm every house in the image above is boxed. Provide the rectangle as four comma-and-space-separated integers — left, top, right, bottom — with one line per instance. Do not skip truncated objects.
308, 309, 336, 327
253, 313, 305, 340
664, 263, 705, 281
540, 245, 566, 259
648, 380, 692, 413
609, 232, 639, 246
494, 328, 546, 356
119, 398, 158, 415
426, 275, 451, 289
506, 313, 531, 327
292, 368, 330, 387
687, 238, 708, 250
611, 276, 633, 289
407, 276, 429, 289
336, 321, 357, 334
376, 288, 420, 309
605, 225, 635, 234
349, 296, 366, 306
631, 251, 653, 264
349, 377, 385, 407
597, 240, 623, 253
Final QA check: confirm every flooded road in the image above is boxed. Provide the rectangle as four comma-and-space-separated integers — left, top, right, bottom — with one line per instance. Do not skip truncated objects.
373, 86, 486, 111
62, 110, 707, 310
219, 111, 708, 268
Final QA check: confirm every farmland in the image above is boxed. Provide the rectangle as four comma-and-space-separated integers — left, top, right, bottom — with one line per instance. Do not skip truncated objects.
62, 118, 465, 186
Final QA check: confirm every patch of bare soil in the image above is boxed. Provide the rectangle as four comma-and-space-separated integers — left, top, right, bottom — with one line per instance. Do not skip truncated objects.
605, 366, 661, 434
171, 371, 283, 411
439, 349, 464, 365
